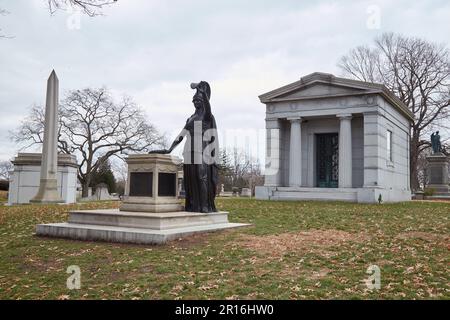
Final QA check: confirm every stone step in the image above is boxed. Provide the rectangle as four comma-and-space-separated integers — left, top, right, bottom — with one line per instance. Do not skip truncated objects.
68, 209, 230, 230
425, 195, 450, 200
273, 187, 357, 202
36, 221, 250, 245
275, 187, 356, 193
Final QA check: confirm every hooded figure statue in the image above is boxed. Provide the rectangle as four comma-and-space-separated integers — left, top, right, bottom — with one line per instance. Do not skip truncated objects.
150, 81, 219, 213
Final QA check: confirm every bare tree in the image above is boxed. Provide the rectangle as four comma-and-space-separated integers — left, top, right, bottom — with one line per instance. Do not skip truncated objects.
416, 146, 432, 189
47, 0, 118, 16
0, 161, 13, 181
338, 33, 450, 190
0, 9, 12, 39
218, 148, 263, 194
243, 159, 264, 196
11, 88, 165, 197
111, 159, 128, 182
1, 0, 117, 38
231, 148, 253, 188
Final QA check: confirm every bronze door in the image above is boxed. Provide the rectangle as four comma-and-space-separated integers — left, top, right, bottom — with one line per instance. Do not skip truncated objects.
316, 133, 339, 188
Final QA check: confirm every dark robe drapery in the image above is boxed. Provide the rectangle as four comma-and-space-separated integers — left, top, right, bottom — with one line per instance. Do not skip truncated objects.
182, 82, 218, 213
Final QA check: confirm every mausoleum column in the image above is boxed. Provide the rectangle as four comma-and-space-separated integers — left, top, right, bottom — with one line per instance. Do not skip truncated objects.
337, 114, 353, 188
264, 118, 282, 187
288, 117, 302, 187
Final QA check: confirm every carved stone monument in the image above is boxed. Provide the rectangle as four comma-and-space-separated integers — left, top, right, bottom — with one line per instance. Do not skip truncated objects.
8, 153, 77, 204
36, 81, 249, 244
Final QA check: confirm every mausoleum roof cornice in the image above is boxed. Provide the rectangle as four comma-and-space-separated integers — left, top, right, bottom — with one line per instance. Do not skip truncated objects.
259, 72, 414, 122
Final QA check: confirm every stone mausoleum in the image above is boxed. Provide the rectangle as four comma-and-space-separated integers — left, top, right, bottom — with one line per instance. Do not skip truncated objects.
8, 153, 78, 204
255, 72, 414, 203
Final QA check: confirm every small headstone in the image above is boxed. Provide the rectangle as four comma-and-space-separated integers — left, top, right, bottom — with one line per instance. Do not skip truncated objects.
94, 183, 111, 201
241, 188, 252, 197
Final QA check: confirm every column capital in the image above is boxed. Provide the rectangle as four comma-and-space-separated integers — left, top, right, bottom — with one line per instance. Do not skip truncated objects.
336, 113, 352, 119
287, 116, 303, 123
265, 118, 281, 129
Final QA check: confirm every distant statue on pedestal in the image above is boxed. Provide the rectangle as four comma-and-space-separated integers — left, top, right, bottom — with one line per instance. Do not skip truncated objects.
149, 81, 219, 213
426, 130, 450, 196
431, 131, 442, 154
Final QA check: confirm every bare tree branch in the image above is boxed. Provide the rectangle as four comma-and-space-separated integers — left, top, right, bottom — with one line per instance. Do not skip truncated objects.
0, 8, 13, 39
10, 87, 165, 196
47, 0, 117, 16
1, 1, 118, 39
0, 160, 13, 180
338, 33, 450, 190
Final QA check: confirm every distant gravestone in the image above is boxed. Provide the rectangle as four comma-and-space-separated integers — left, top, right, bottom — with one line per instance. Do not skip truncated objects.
79, 184, 119, 202
241, 188, 252, 197
94, 183, 112, 201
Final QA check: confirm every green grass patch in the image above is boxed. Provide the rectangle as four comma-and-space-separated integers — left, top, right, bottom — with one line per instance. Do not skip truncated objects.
0, 199, 448, 299
0, 191, 7, 203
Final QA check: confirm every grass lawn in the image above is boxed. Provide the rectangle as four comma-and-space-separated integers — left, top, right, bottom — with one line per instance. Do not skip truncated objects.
0, 198, 448, 300
0, 191, 7, 203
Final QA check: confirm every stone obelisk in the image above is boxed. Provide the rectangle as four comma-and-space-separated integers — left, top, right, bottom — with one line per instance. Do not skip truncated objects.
30, 70, 63, 203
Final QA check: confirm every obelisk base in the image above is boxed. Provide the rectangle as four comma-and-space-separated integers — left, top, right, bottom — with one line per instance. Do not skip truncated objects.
30, 178, 64, 203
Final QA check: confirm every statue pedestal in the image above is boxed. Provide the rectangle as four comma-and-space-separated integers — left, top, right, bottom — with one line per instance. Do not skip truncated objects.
36, 153, 250, 244
120, 154, 183, 213
426, 153, 450, 197
36, 209, 247, 244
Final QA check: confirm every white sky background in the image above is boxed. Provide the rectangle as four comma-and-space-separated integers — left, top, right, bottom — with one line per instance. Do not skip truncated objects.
0, 0, 449, 163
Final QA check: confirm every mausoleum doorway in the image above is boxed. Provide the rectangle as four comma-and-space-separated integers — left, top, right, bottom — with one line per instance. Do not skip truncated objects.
316, 133, 339, 188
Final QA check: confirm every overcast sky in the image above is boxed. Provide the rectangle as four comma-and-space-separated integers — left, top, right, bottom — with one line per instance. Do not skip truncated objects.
1, 0, 449, 162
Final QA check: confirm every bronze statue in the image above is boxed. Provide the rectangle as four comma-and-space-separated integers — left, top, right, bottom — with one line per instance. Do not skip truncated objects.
150, 81, 219, 213
431, 131, 441, 154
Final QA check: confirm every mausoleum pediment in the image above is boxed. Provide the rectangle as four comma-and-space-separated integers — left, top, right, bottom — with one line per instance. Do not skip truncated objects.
259, 72, 414, 120
274, 83, 370, 101
259, 72, 380, 103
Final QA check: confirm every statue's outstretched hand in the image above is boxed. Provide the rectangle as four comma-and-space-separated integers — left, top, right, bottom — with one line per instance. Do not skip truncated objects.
148, 149, 170, 154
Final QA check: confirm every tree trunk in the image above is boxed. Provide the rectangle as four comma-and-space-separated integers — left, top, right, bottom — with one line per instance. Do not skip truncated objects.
81, 180, 90, 198
410, 134, 420, 191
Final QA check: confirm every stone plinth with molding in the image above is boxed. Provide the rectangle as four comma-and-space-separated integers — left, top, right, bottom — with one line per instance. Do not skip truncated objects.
8, 153, 78, 205
120, 154, 183, 213
426, 153, 450, 198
